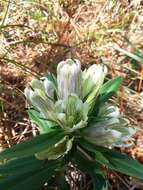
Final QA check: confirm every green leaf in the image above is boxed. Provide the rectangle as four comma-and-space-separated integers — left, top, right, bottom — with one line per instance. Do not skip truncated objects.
91, 172, 107, 190
28, 109, 56, 134
88, 77, 123, 118
74, 150, 107, 190
0, 156, 44, 174
114, 46, 143, 64
46, 73, 57, 88
99, 76, 123, 97
0, 130, 64, 160
35, 136, 73, 160
79, 139, 143, 180
0, 159, 61, 190
55, 172, 70, 190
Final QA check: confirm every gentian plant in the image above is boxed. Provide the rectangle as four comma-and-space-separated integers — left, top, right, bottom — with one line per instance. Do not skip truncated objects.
0, 59, 143, 190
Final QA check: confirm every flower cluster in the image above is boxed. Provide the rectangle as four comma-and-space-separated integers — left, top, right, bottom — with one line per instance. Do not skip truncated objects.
24, 59, 135, 160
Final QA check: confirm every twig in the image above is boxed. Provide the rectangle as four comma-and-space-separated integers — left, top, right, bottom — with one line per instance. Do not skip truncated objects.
113, 171, 130, 189
0, 24, 31, 31
7, 39, 72, 48
77, 146, 93, 161
1, 0, 11, 27
1, 57, 41, 78
0, 97, 24, 113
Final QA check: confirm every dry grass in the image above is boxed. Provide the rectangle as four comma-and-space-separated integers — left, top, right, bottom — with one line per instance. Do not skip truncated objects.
0, 0, 143, 189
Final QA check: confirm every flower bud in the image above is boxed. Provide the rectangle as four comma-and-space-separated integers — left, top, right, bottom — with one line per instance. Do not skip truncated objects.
24, 87, 31, 103
30, 78, 44, 91
83, 64, 107, 107
57, 59, 82, 99
43, 78, 54, 98
24, 87, 55, 120
107, 106, 120, 118
31, 78, 54, 99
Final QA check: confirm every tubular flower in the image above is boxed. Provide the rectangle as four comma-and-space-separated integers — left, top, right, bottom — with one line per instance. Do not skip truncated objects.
82, 105, 135, 147
24, 78, 56, 122
54, 95, 89, 132
82, 64, 107, 107
57, 59, 82, 99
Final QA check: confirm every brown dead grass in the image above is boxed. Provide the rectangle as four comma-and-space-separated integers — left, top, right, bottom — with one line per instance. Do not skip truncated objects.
0, 0, 143, 189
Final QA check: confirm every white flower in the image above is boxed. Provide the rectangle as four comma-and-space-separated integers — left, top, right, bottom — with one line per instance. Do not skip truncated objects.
43, 77, 54, 98
82, 64, 107, 107
107, 106, 121, 118
57, 59, 82, 99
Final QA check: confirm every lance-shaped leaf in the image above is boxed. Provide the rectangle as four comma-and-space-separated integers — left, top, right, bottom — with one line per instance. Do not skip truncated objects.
28, 109, 56, 134
35, 136, 73, 160
0, 130, 64, 160
0, 158, 61, 190
99, 76, 123, 104
0, 156, 45, 175
89, 76, 123, 117
79, 139, 143, 180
